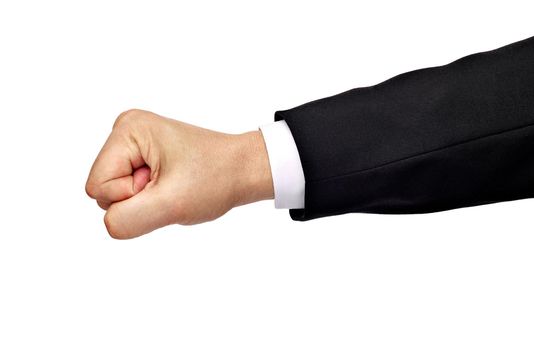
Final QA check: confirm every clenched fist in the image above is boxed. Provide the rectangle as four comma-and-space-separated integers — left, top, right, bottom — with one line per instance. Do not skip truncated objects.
86, 109, 274, 239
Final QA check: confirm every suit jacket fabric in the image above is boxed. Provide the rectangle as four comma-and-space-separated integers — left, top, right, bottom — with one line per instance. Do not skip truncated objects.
274, 36, 534, 221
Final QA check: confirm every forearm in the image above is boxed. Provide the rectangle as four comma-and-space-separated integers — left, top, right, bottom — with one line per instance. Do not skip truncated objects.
275, 35, 534, 220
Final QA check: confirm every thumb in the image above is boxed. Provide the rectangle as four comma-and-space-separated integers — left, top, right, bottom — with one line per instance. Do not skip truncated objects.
94, 166, 151, 210
132, 166, 152, 194
103, 182, 175, 239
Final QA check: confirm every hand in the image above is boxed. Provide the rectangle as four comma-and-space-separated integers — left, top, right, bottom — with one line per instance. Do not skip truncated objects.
86, 109, 274, 239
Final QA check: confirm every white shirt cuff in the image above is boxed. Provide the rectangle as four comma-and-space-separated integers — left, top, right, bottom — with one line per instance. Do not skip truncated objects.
259, 120, 305, 209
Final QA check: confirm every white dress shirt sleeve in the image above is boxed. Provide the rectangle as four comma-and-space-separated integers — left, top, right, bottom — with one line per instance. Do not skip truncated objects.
259, 120, 305, 209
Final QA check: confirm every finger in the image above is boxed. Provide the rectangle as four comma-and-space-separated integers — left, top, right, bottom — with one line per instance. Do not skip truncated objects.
86, 129, 146, 200
97, 200, 110, 210
103, 184, 176, 239
96, 165, 151, 203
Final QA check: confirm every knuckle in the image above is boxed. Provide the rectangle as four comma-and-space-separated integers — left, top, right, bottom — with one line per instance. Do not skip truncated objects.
104, 211, 123, 239
85, 180, 100, 199
113, 108, 145, 130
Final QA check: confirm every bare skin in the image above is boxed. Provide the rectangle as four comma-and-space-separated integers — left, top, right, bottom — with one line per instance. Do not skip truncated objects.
85, 109, 274, 239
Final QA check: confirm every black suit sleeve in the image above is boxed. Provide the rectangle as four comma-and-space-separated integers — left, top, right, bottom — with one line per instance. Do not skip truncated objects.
274, 35, 534, 221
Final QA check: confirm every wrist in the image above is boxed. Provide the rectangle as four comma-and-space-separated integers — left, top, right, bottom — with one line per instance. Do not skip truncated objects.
231, 130, 274, 207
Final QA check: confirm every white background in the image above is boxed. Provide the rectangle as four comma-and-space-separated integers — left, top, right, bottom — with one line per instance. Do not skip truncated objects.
1, 1, 533, 349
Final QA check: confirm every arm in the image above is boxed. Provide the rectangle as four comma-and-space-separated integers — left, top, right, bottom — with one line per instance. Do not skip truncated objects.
276, 35, 534, 220
87, 35, 534, 238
